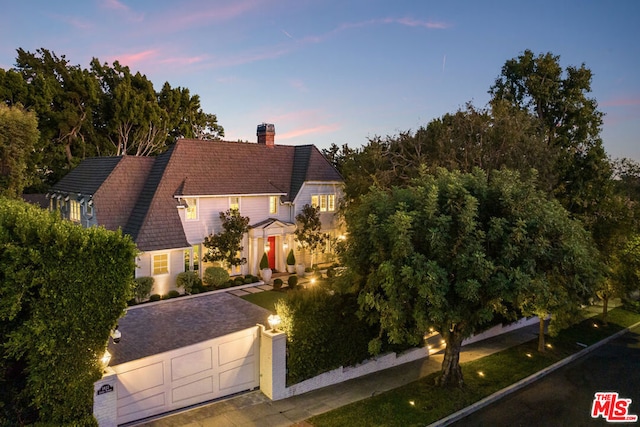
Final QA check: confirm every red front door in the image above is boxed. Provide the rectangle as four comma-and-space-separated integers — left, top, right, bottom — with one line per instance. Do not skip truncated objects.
267, 236, 276, 269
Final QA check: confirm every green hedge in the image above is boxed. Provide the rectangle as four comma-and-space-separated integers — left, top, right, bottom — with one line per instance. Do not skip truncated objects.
276, 288, 377, 385
203, 266, 230, 288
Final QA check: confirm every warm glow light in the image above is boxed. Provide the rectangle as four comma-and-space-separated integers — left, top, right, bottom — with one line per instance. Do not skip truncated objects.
526, 352, 533, 358
338, 234, 346, 241
593, 323, 599, 328
283, 242, 288, 250
440, 339, 446, 345
311, 278, 316, 285
265, 241, 271, 252
478, 371, 485, 377
546, 343, 553, 349
101, 350, 112, 368
427, 345, 432, 350
429, 327, 434, 333
268, 314, 281, 331
409, 400, 415, 406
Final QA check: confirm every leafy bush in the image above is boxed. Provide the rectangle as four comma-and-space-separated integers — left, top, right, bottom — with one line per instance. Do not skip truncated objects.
276, 288, 377, 385
273, 278, 283, 290
288, 275, 299, 289
168, 290, 180, 298
176, 271, 202, 294
203, 266, 230, 288
287, 249, 296, 266
244, 277, 254, 284
234, 276, 245, 285
260, 252, 269, 269
133, 276, 154, 303
149, 294, 161, 302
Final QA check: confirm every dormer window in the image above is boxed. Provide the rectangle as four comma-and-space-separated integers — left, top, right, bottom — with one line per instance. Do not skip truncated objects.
69, 200, 81, 222
185, 198, 197, 220
269, 196, 278, 215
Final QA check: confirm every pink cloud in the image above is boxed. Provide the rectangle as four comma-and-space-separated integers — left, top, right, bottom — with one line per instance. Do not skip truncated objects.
100, 0, 144, 22
278, 123, 342, 140
160, 0, 264, 31
601, 97, 640, 107
395, 17, 451, 29
108, 50, 158, 68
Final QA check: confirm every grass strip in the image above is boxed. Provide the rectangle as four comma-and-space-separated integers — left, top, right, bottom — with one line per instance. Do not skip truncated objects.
240, 290, 287, 312
308, 308, 640, 427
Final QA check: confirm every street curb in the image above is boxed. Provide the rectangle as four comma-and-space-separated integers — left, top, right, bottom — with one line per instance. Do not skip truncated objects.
428, 319, 640, 427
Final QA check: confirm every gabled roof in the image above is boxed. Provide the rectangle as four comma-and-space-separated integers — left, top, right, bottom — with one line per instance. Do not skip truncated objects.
52, 139, 343, 252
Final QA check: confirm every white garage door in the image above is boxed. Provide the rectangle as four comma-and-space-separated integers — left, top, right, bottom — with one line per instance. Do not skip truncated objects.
112, 326, 260, 425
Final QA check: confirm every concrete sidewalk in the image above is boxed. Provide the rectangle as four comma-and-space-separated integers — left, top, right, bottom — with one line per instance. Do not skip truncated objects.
128, 322, 545, 427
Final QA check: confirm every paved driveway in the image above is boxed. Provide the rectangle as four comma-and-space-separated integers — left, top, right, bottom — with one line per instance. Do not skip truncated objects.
108, 292, 271, 366
450, 323, 640, 427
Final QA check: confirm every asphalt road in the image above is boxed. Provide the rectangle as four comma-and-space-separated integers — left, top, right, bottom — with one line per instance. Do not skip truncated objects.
450, 323, 640, 427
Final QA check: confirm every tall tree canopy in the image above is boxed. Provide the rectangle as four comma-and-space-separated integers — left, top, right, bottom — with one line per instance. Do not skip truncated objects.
0, 104, 39, 197
0, 48, 224, 189
341, 168, 601, 386
0, 198, 138, 425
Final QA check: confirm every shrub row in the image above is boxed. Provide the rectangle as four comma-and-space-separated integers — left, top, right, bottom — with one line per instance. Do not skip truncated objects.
275, 287, 378, 385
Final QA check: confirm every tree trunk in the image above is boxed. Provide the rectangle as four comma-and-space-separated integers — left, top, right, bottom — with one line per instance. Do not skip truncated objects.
537, 316, 546, 353
435, 329, 464, 387
601, 294, 609, 326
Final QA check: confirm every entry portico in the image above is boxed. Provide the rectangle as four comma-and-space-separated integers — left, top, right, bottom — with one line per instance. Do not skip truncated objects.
248, 219, 297, 275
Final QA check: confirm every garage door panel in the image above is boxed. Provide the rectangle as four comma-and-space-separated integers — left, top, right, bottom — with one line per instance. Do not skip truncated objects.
118, 392, 166, 417
172, 376, 215, 404
116, 361, 165, 398
219, 361, 257, 391
219, 334, 255, 366
171, 347, 213, 381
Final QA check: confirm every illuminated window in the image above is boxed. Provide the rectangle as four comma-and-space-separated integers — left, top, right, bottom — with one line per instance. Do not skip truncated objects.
269, 196, 278, 214
311, 195, 319, 208
185, 198, 197, 220
328, 194, 336, 212
184, 245, 200, 272
70, 200, 81, 222
319, 195, 327, 212
153, 254, 169, 275
230, 196, 239, 211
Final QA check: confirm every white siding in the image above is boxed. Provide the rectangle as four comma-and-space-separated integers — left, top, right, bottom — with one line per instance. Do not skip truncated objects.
135, 249, 186, 296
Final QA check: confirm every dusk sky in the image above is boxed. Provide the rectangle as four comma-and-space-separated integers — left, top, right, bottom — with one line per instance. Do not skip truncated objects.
1, 1, 639, 160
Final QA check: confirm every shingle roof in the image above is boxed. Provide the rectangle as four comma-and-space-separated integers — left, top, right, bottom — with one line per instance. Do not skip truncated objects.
52, 157, 122, 194
53, 139, 343, 252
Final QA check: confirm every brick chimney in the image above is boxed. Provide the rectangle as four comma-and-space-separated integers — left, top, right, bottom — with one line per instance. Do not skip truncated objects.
257, 123, 275, 146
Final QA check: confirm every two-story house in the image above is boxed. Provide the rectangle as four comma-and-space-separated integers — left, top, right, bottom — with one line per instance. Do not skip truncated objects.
49, 124, 344, 295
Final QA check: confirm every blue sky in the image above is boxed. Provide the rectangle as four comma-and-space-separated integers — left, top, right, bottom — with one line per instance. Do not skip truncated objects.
1, 0, 639, 160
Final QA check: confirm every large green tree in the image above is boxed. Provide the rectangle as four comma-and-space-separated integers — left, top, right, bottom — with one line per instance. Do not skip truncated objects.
0, 104, 39, 197
202, 209, 250, 268
341, 168, 601, 386
295, 204, 329, 268
0, 198, 138, 425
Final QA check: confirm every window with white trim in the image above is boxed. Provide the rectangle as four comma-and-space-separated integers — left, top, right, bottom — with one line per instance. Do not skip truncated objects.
311, 194, 336, 212
185, 198, 197, 220
269, 196, 278, 214
70, 200, 81, 222
230, 196, 239, 211
153, 254, 169, 275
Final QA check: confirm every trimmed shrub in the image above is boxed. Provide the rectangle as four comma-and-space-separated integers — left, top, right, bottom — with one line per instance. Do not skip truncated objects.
287, 275, 299, 289
276, 288, 377, 385
133, 276, 154, 303
168, 290, 180, 298
244, 277, 254, 284
176, 271, 202, 294
203, 266, 230, 288
149, 294, 161, 302
234, 276, 245, 285
273, 278, 283, 290
260, 252, 269, 270
225, 280, 235, 288
287, 249, 296, 266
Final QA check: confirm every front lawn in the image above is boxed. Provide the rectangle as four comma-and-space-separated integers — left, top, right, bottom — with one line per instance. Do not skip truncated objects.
240, 290, 287, 312
308, 308, 640, 427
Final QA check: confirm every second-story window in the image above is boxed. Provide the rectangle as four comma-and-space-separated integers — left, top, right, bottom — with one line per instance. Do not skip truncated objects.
311, 194, 336, 212
328, 194, 336, 212
185, 198, 197, 220
230, 196, 239, 211
269, 196, 278, 214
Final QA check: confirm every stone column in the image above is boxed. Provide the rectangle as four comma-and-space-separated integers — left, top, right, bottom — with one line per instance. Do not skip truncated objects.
260, 327, 287, 400
93, 368, 117, 427
250, 237, 258, 275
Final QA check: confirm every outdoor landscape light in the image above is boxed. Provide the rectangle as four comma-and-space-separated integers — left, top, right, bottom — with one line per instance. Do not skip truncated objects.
283, 242, 288, 250
268, 314, 281, 332
100, 350, 112, 368
265, 241, 271, 252
111, 327, 121, 344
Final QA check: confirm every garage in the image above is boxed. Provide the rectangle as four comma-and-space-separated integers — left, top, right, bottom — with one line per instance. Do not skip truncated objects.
103, 291, 271, 425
